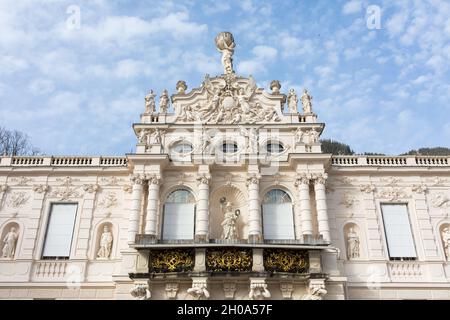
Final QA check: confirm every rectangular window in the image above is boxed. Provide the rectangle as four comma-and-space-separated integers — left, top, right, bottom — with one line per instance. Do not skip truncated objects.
262, 203, 295, 240
42, 203, 78, 259
162, 203, 195, 240
381, 203, 417, 260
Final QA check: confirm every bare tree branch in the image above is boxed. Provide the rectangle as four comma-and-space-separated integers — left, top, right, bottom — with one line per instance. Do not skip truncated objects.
0, 126, 41, 156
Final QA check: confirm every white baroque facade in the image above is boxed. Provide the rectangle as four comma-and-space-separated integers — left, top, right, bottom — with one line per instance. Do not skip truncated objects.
0, 32, 450, 300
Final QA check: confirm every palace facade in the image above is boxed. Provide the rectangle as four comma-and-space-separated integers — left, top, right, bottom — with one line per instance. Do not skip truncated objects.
1, 33, 450, 300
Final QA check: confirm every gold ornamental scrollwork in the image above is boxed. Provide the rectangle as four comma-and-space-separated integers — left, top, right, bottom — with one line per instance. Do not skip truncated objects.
149, 249, 194, 273
206, 249, 252, 272
263, 249, 309, 273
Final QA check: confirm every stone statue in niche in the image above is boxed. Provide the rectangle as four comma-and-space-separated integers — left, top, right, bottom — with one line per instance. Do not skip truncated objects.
215, 32, 236, 74
144, 90, 156, 114
220, 198, 239, 240
442, 227, 450, 260
347, 227, 360, 259
2, 227, 18, 259
97, 225, 113, 259
249, 283, 271, 300
301, 89, 313, 114
159, 89, 169, 114
287, 89, 298, 113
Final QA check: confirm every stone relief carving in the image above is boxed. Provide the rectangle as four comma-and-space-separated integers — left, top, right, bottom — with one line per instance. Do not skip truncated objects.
294, 128, 320, 145
2, 227, 18, 259
431, 193, 450, 208
287, 89, 298, 113
381, 177, 402, 186
83, 184, 100, 193
340, 193, 359, 208
246, 173, 261, 186
159, 89, 169, 114
6, 192, 30, 208
249, 282, 271, 300
165, 283, 179, 299
377, 187, 408, 202
123, 184, 132, 193
223, 282, 237, 299
301, 89, 313, 114
411, 184, 427, 194
312, 173, 328, 185
360, 184, 376, 193
146, 174, 161, 185
426, 176, 447, 186
10, 176, 33, 186
144, 90, 156, 115
97, 225, 113, 259
441, 227, 450, 260
347, 227, 360, 259
98, 192, 118, 208
32, 184, 49, 194
196, 173, 211, 186
187, 279, 210, 300
49, 177, 81, 200
100, 176, 123, 186
0, 185, 8, 193
130, 282, 151, 300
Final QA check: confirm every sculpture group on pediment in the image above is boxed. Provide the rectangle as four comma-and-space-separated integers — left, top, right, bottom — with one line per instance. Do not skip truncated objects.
137, 128, 165, 146
174, 74, 281, 124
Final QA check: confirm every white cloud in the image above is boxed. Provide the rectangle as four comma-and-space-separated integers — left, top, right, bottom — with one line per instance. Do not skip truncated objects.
237, 45, 277, 75
342, 1, 362, 15
0, 55, 28, 74
114, 59, 151, 78
386, 12, 408, 37
28, 79, 55, 95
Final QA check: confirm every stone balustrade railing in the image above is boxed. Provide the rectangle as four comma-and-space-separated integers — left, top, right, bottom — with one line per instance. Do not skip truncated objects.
34, 260, 68, 279
331, 155, 450, 167
0, 156, 128, 167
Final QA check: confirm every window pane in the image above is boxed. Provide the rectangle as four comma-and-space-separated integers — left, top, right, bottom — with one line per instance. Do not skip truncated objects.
263, 203, 295, 240
163, 203, 195, 240
166, 190, 195, 203
263, 189, 291, 204
381, 204, 416, 259
222, 143, 237, 153
42, 203, 78, 258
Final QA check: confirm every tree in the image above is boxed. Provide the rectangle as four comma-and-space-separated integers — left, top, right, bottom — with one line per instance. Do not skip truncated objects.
321, 139, 354, 155
400, 147, 450, 156
0, 127, 40, 156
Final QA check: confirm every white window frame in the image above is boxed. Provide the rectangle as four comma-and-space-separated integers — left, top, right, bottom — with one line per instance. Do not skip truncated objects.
261, 189, 295, 240
41, 203, 78, 260
380, 203, 417, 261
161, 190, 196, 241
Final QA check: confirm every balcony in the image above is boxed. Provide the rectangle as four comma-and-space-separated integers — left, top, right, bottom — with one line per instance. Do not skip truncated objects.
133, 234, 330, 249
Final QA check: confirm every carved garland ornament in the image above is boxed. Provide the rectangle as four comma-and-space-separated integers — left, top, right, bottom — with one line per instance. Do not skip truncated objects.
206, 249, 252, 272
149, 249, 194, 273
263, 249, 309, 273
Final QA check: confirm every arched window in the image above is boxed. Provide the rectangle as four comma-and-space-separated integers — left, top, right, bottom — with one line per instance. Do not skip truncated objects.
262, 189, 295, 240
162, 189, 196, 240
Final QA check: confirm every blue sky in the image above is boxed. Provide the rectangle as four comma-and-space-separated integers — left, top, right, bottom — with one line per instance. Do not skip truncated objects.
0, 0, 449, 156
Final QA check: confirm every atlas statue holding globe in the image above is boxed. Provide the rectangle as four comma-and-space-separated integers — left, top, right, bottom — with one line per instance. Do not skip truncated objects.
215, 32, 236, 75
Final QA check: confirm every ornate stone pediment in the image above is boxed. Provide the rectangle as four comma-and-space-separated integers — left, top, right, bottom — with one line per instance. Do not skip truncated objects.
170, 74, 284, 125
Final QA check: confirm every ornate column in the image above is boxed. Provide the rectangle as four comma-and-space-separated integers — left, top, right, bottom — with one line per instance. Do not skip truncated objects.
295, 174, 313, 237
293, 200, 303, 239
144, 174, 161, 237
247, 173, 262, 242
128, 174, 144, 244
313, 173, 330, 242
196, 173, 210, 242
